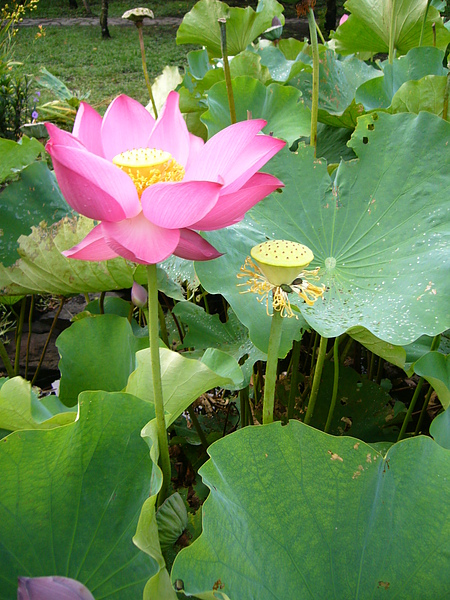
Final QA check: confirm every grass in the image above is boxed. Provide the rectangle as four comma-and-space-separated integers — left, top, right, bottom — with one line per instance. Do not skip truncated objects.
12, 24, 196, 109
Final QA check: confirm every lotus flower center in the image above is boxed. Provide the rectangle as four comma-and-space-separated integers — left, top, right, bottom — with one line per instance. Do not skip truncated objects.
112, 148, 185, 198
251, 240, 314, 286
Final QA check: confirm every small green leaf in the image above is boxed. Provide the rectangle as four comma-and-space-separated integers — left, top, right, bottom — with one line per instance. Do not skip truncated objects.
391, 75, 449, 119
0, 136, 44, 184
414, 352, 450, 409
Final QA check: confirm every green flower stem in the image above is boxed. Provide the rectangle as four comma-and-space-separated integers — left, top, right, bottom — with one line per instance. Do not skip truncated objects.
324, 337, 339, 433
25, 294, 35, 380
443, 72, 449, 121
136, 22, 158, 118
315, 20, 326, 45
414, 384, 434, 435
340, 335, 354, 364
147, 263, 171, 506
287, 340, 301, 419
304, 335, 328, 425
157, 301, 169, 347
240, 385, 250, 427
307, 8, 319, 155
0, 339, 14, 378
418, 0, 432, 47
262, 309, 283, 424
219, 18, 237, 125
398, 334, 440, 441
310, 330, 319, 372
31, 297, 65, 386
14, 297, 27, 376
376, 357, 384, 385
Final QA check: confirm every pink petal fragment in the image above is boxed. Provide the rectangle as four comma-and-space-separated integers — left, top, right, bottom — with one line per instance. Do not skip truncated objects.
63, 223, 120, 261
102, 213, 180, 264
141, 180, 222, 229
191, 172, 284, 230
47, 145, 141, 221
185, 132, 205, 172
184, 119, 267, 182
46, 123, 86, 151
72, 102, 104, 157
146, 91, 190, 166
219, 135, 286, 195
174, 229, 222, 261
101, 95, 156, 161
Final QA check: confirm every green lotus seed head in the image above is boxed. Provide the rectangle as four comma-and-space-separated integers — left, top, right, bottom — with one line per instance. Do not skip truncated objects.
122, 8, 154, 23
250, 240, 314, 286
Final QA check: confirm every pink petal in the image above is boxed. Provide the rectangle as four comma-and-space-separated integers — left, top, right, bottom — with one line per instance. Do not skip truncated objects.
146, 91, 190, 166
184, 119, 277, 187
339, 14, 349, 25
219, 135, 286, 195
72, 102, 104, 157
102, 213, 181, 264
63, 223, 120, 260
101, 95, 156, 161
46, 122, 86, 151
191, 172, 284, 230
47, 145, 141, 221
174, 229, 222, 261
141, 180, 222, 229
185, 132, 205, 172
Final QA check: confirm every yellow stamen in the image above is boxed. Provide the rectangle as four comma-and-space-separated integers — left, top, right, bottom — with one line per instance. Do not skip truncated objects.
112, 147, 185, 198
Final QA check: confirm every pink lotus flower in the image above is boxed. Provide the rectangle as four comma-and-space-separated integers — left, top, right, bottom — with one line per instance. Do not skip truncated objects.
45, 92, 285, 264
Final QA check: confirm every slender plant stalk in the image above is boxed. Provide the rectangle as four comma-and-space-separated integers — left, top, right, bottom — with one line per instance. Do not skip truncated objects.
99, 291, 106, 314
136, 22, 158, 118
31, 297, 65, 386
157, 301, 169, 347
25, 294, 35, 380
419, 0, 432, 46
324, 337, 339, 433
262, 309, 283, 424
0, 339, 14, 378
187, 406, 208, 450
367, 351, 375, 380
287, 340, 302, 419
307, 8, 320, 155
388, 0, 398, 63
315, 20, 326, 45
304, 336, 328, 425
375, 357, 384, 385
219, 18, 237, 125
414, 384, 434, 435
147, 264, 171, 506
340, 335, 354, 364
310, 330, 319, 372
240, 385, 250, 427
14, 297, 27, 376
443, 72, 449, 121
398, 334, 440, 441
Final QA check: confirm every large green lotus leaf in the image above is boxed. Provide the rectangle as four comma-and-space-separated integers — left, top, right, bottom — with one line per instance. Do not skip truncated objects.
348, 326, 407, 369
355, 47, 446, 110
255, 44, 310, 83
0, 215, 148, 296
171, 420, 450, 599
331, 0, 450, 56
202, 77, 310, 144
126, 347, 241, 425
0, 136, 44, 184
176, 0, 285, 59
57, 314, 149, 407
0, 161, 71, 268
308, 361, 402, 442
391, 75, 449, 119
172, 302, 266, 389
315, 123, 356, 163
414, 351, 450, 409
197, 111, 449, 345
430, 407, 450, 449
0, 376, 75, 432
288, 51, 380, 128
0, 390, 158, 599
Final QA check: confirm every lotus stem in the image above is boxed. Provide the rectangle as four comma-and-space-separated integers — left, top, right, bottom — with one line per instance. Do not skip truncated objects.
240, 385, 250, 427
25, 294, 35, 380
147, 263, 171, 506
187, 405, 208, 450
136, 22, 158, 118
14, 297, 27, 376
419, 0, 432, 47
287, 340, 302, 419
414, 384, 434, 435
304, 335, 328, 424
307, 8, 319, 155
315, 20, 326, 44
443, 73, 449, 121
0, 339, 14, 378
31, 297, 65, 386
263, 308, 283, 424
219, 18, 237, 125
324, 337, 339, 433
398, 334, 440, 441
158, 301, 169, 347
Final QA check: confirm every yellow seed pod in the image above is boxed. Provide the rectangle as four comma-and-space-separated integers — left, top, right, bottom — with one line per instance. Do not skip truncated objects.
250, 240, 314, 286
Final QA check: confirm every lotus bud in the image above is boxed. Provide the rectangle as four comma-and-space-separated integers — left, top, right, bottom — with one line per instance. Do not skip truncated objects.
17, 576, 95, 600
264, 16, 283, 41
131, 281, 148, 308
339, 14, 349, 26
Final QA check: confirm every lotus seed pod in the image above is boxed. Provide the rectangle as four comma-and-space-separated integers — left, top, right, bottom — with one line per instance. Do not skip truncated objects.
251, 240, 314, 286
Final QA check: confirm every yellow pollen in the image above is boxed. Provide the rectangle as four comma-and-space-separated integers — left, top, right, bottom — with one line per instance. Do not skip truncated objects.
112, 147, 185, 198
